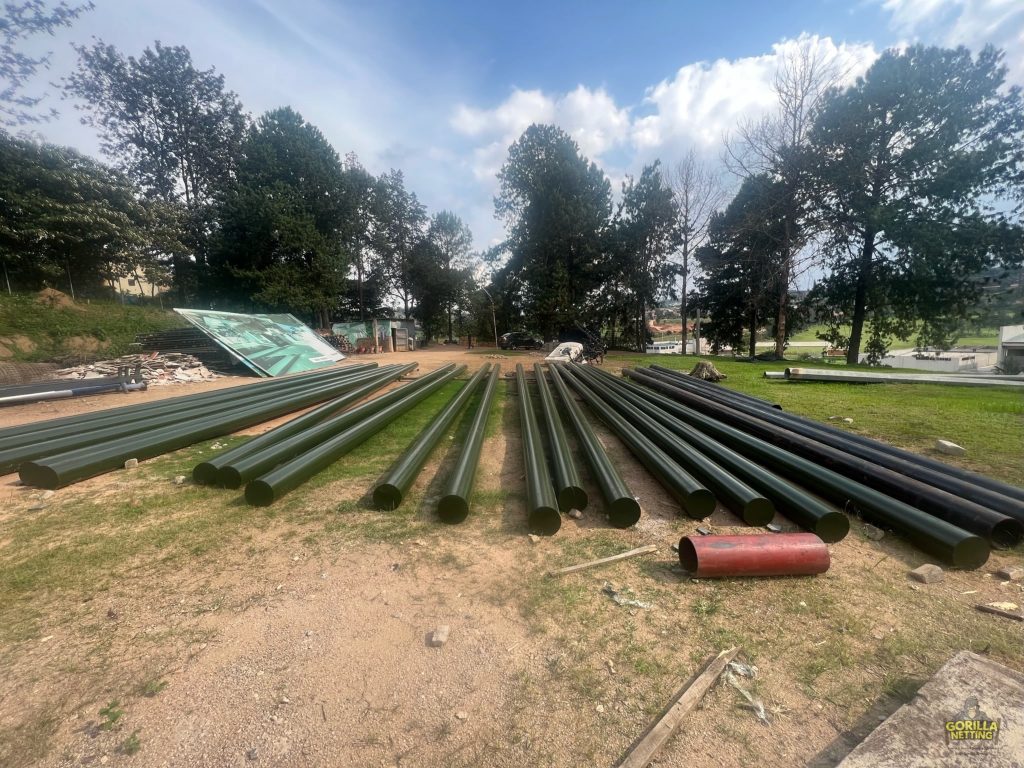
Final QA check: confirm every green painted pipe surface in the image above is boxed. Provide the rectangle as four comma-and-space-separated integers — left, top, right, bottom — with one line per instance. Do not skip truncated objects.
534, 363, 587, 512
574, 364, 774, 526
515, 364, 561, 535
561, 365, 716, 519
372, 364, 491, 511
18, 370, 380, 489
0, 365, 387, 475
0, 363, 377, 447
218, 364, 458, 489
623, 367, 989, 569
193, 364, 414, 485
547, 363, 639, 528
245, 365, 468, 506
437, 364, 502, 523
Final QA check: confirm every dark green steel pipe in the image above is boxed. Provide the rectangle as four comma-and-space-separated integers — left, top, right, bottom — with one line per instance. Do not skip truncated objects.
0, 363, 377, 446
515, 364, 561, 535
534, 363, 587, 512
649, 364, 781, 410
561, 365, 716, 519
437, 364, 502, 524
0, 365, 391, 475
584, 366, 847, 541
623, 367, 990, 569
573, 365, 774, 526
547, 363, 640, 528
193, 364, 414, 485
219, 364, 458, 489
373, 364, 491, 511
245, 365, 468, 506
19, 369, 381, 489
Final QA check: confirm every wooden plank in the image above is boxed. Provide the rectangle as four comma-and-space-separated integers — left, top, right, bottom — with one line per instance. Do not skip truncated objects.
545, 544, 659, 577
616, 647, 740, 768
976, 604, 1024, 621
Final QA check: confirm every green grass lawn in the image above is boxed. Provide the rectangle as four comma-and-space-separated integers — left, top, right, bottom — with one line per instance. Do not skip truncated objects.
604, 353, 1024, 484
787, 323, 1000, 347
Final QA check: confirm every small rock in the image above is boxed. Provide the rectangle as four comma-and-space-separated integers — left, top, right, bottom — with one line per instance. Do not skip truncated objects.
270, 715, 282, 724
828, 415, 840, 421
842, 418, 853, 424
766, 523, 783, 533
173, 475, 186, 485
910, 564, 944, 584
996, 566, 1023, 582
304, 630, 313, 637
124, 458, 139, 469
568, 509, 582, 519
696, 526, 713, 536
596, 704, 605, 713
455, 711, 468, 720
935, 439, 965, 456
863, 524, 885, 541
528, 534, 541, 544
27, 502, 46, 512
100, 757, 109, 765
428, 626, 450, 647
280, 696, 290, 704
246, 748, 259, 761
41, 490, 55, 499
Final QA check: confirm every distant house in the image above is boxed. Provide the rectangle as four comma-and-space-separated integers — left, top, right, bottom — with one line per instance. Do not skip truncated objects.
997, 325, 1024, 369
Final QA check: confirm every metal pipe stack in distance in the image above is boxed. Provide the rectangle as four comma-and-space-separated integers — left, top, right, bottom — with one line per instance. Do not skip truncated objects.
515, 363, 561, 535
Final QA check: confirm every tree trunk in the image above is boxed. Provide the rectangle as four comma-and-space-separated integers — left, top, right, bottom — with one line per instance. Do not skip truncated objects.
680, 249, 689, 352
748, 308, 758, 358
846, 229, 876, 365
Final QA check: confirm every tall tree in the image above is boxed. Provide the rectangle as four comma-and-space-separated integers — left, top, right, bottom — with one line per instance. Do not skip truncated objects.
496, 124, 612, 339
1, 0, 92, 126
809, 45, 1024, 364
64, 41, 248, 302
339, 152, 378, 321
373, 169, 426, 318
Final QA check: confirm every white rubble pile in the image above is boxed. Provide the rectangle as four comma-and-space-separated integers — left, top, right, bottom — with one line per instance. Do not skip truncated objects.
55, 353, 219, 386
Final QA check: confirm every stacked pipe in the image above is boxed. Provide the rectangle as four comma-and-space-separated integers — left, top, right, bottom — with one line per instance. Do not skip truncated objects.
515, 363, 561, 535
533, 363, 587, 512
10, 364, 381, 488
612, 365, 1010, 568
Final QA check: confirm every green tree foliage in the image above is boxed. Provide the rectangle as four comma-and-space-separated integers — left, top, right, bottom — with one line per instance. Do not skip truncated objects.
409, 210, 474, 342
807, 45, 1024, 364
340, 152, 380, 321
209, 107, 348, 327
496, 124, 611, 340
0, 130, 151, 295
65, 40, 248, 301
1, 0, 92, 126
373, 168, 426, 318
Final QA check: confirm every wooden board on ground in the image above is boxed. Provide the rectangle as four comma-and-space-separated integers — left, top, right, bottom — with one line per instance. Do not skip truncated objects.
546, 544, 658, 577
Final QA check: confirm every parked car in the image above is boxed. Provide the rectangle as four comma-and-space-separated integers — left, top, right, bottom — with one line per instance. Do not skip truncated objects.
499, 331, 544, 350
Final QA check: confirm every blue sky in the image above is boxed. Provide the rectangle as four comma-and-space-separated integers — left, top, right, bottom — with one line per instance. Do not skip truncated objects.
24, 0, 1024, 252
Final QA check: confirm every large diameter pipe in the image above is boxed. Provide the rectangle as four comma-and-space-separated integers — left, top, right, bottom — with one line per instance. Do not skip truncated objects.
193, 364, 413, 484
631, 367, 1023, 545
218, 364, 458, 489
534, 363, 587, 511
373, 364, 492, 511
640, 366, 1024, 520
585, 367, 847, 542
623, 368, 990, 569
437, 365, 502, 523
572, 365, 772, 525
515, 364, 561, 535
679, 533, 830, 578
649, 364, 781, 410
547, 363, 640, 528
785, 367, 1024, 387
245, 365, 468, 506
560, 366, 716, 519
18, 369, 379, 489
0, 363, 377, 445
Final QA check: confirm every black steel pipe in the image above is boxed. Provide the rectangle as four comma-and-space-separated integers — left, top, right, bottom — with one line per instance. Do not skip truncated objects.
583, 366, 848, 541
19, 368, 380, 489
515, 364, 561, 535
649, 364, 782, 410
245, 365, 468, 506
437, 365, 502, 524
560, 365, 716, 519
622, 367, 990, 569
573, 365, 774, 526
547, 363, 640, 528
193, 364, 414, 484
218, 364, 458, 489
534, 364, 587, 512
373, 364, 491, 511
630, 367, 1023, 545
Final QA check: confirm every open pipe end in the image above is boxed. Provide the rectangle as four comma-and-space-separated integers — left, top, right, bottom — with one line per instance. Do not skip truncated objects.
244, 480, 276, 507
192, 462, 220, 485
684, 489, 717, 520
437, 495, 469, 524
557, 486, 589, 513
528, 506, 562, 536
742, 498, 776, 527
218, 467, 245, 490
992, 519, 1024, 550
372, 484, 403, 512
608, 497, 642, 529
815, 512, 851, 543
19, 462, 60, 490
952, 536, 990, 570
678, 536, 698, 572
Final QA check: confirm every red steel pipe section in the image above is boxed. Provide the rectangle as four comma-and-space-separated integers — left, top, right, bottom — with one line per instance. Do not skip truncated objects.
679, 533, 830, 578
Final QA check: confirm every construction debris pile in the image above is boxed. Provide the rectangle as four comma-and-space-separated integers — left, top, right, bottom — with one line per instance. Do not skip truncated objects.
135, 327, 238, 370
55, 352, 218, 386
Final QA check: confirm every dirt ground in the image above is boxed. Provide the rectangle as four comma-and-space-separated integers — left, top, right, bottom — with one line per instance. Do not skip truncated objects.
1, 348, 1022, 768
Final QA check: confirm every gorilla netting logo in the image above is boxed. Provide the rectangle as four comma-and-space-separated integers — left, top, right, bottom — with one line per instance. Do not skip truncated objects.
944, 696, 1000, 745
